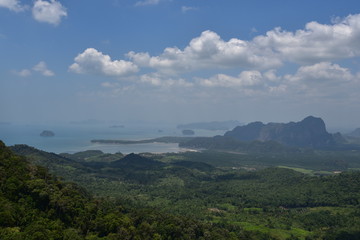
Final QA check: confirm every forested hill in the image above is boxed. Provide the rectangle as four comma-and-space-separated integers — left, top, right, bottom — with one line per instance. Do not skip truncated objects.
4, 141, 360, 239
0, 141, 246, 239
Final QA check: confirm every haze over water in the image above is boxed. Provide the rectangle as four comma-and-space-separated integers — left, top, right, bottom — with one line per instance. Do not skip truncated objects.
0, 123, 225, 154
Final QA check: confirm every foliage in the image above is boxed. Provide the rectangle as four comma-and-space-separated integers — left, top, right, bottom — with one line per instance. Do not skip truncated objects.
1, 141, 249, 239
7, 142, 360, 239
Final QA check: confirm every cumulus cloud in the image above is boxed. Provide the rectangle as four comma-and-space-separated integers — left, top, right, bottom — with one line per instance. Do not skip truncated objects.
33, 61, 54, 76
13, 69, 31, 77
280, 62, 359, 98
254, 14, 360, 64
196, 69, 283, 90
128, 30, 281, 74
32, 0, 67, 25
0, 0, 26, 12
70, 13, 360, 98
282, 62, 359, 98
181, 6, 197, 13
12, 61, 54, 77
198, 71, 263, 88
12, 61, 55, 77
126, 13, 360, 77
135, 0, 161, 7
285, 62, 355, 83
140, 73, 193, 87
196, 62, 359, 98
69, 48, 139, 77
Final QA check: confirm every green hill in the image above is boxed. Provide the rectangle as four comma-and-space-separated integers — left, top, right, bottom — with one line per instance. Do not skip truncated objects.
0, 141, 246, 239
5, 141, 360, 239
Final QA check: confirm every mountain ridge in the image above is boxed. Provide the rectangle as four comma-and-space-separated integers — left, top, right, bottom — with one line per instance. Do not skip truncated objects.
224, 116, 338, 148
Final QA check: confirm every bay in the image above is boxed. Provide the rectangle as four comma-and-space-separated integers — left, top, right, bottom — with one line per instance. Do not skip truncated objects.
0, 123, 225, 154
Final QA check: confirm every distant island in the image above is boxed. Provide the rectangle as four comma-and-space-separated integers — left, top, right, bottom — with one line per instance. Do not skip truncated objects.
343, 128, 360, 145
180, 116, 352, 150
91, 116, 358, 151
70, 119, 104, 125
177, 120, 242, 131
182, 129, 195, 135
109, 125, 125, 128
224, 116, 337, 148
40, 130, 55, 137
91, 136, 193, 145
347, 128, 360, 137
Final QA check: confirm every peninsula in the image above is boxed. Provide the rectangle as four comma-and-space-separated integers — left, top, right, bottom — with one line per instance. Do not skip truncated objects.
91, 136, 193, 145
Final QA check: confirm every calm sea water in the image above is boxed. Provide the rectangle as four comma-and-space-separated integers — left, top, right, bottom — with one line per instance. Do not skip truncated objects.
0, 123, 225, 154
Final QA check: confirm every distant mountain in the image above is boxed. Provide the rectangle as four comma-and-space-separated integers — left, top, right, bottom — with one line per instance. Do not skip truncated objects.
224, 116, 337, 148
182, 129, 195, 135
179, 135, 300, 154
177, 120, 242, 131
348, 128, 360, 137
109, 125, 125, 128
40, 130, 55, 137
70, 119, 104, 125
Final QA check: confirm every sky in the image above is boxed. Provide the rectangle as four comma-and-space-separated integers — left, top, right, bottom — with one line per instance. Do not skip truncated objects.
1, 0, 360, 130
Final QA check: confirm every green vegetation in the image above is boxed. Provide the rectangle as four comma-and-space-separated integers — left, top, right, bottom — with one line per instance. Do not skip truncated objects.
277, 166, 334, 176
60, 150, 124, 163
8, 142, 360, 239
0, 141, 250, 239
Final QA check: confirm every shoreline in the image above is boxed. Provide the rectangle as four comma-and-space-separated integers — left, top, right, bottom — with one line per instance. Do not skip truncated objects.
90, 136, 194, 145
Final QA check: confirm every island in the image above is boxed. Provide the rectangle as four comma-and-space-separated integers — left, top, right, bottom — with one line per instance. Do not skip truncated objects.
177, 120, 242, 131
91, 136, 193, 145
109, 125, 125, 128
40, 130, 55, 137
182, 129, 195, 135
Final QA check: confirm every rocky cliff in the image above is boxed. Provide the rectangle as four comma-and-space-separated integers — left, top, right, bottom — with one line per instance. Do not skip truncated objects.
225, 116, 336, 148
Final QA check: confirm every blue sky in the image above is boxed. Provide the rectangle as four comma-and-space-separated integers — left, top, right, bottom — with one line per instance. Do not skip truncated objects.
1, 0, 360, 130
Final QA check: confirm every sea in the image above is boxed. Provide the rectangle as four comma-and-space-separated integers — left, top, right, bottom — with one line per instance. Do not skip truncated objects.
0, 123, 225, 154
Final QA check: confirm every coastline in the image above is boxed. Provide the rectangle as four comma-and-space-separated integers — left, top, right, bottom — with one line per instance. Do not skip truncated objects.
90, 136, 193, 145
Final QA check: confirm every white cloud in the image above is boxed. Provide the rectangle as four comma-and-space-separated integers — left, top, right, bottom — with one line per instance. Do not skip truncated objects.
135, 0, 161, 7
33, 61, 55, 76
285, 62, 355, 83
196, 62, 359, 99
69, 48, 139, 77
70, 13, 360, 98
281, 62, 360, 99
12, 61, 54, 77
0, 0, 26, 12
283, 62, 357, 98
32, 0, 67, 25
126, 13, 360, 77
140, 73, 193, 88
198, 71, 262, 88
181, 6, 197, 13
128, 30, 281, 74
13, 69, 31, 77
101, 82, 116, 88
254, 14, 360, 64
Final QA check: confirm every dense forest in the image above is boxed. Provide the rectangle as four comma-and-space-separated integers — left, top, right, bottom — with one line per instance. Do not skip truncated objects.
0, 141, 249, 239
3, 141, 360, 239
